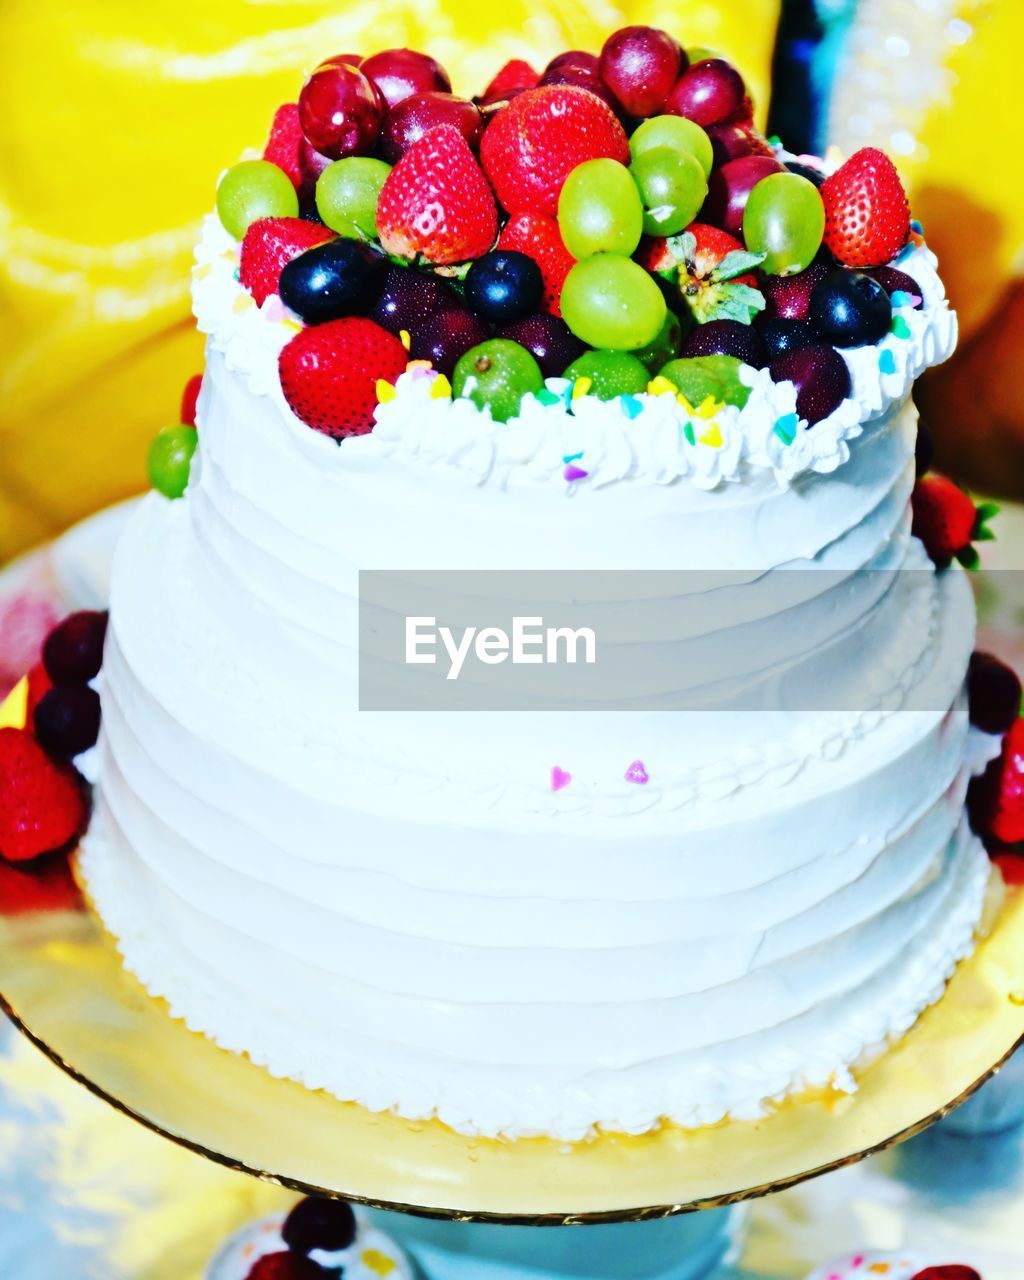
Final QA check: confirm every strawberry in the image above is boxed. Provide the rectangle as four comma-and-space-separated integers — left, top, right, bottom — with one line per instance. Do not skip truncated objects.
638, 223, 764, 325
0, 852, 82, 917
181, 373, 203, 426
911, 1269, 981, 1280
497, 212, 576, 315
480, 86, 629, 217
821, 147, 911, 269
480, 59, 539, 103
262, 103, 331, 202
25, 661, 53, 722
910, 474, 996, 569
239, 218, 336, 306
278, 318, 408, 438
993, 851, 1024, 886
246, 1253, 331, 1280
0, 728, 88, 864
377, 125, 498, 265
968, 718, 1024, 846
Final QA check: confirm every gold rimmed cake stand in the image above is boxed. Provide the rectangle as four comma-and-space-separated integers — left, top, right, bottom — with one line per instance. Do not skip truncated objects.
1, 868, 1021, 1225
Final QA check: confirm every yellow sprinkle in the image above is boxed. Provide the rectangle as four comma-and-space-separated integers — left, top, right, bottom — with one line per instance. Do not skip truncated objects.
399, 328, 412, 351
430, 373, 452, 399
676, 393, 695, 415
695, 394, 723, 420
192, 263, 213, 281
231, 292, 254, 313
281, 319, 303, 333
407, 359, 432, 373
647, 375, 676, 396
0, 677, 28, 731
698, 422, 723, 448
376, 379, 398, 403
571, 376, 592, 400
361, 1250, 397, 1277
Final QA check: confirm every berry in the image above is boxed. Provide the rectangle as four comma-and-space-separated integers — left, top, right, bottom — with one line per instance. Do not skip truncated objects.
239, 218, 336, 306
0, 728, 88, 864
279, 239, 385, 325
298, 62, 382, 160
33, 685, 101, 758
700, 154, 786, 238
969, 719, 1024, 845
245, 1253, 331, 1280
494, 313, 585, 378
0, 853, 82, 917
910, 474, 983, 568
480, 86, 629, 218
464, 251, 543, 323
538, 63, 622, 117
665, 58, 746, 127
147, 426, 198, 499
181, 374, 202, 426
545, 51, 600, 76
453, 339, 544, 422
43, 612, 107, 685
381, 92, 483, 163
217, 161, 299, 240
769, 344, 851, 424
282, 1196, 358, 1253
409, 307, 489, 377
560, 254, 666, 350
278, 318, 407, 437
368, 265, 451, 335
598, 26, 681, 118
968, 652, 1022, 735
557, 158, 643, 258
866, 264, 923, 307
638, 223, 763, 326
263, 103, 307, 191
909, 1268, 980, 1280
26, 661, 53, 721
759, 317, 815, 361
742, 172, 825, 277
360, 48, 451, 111
377, 125, 498, 265
784, 159, 825, 188
821, 146, 911, 268
315, 157, 391, 239
480, 59, 539, 104
760, 257, 830, 321
681, 318, 765, 368
629, 114, 714, 177
993, 852, 1024, 886
707, 122, 775, 166
564, 350, 649, 399
496, 212, 576, 316
808, 269, 893, 346
658, 355, 750, 408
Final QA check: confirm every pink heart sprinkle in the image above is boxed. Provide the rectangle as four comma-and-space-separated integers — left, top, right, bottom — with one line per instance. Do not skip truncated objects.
564, 464, 589, 482
625, 760, 649, 784
550, 766, 572, 791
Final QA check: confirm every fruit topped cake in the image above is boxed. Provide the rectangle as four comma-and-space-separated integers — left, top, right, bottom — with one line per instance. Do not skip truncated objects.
31, 29, 1013, 1140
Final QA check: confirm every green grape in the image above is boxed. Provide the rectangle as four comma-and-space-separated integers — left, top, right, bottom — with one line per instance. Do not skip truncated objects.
685, 46, 721, 65
216, 160, 298, 240
453, 339, 544, 422
316, 157, 392, 239
630, 310, 687, 372
147, 426, 198, 499
561, 256, 666, 351
557, 159, 643, 260
630, 146, 708, 236
628, 115, 714, 178
742, 173, 825, 277
658, 355, 750, 408
565, 350, 650, 400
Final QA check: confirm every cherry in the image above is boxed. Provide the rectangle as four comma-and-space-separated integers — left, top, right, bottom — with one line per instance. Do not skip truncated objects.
539, 62, 622, 116
298, 62, 382, 159
665, 58, 746, 127
706, 122, 774, 166
381, 92, 483, 162
967, 652, 1022, 735
495, 313, 586, 378
681, 318, 765, 368
598, 26, 682, 118
361, 48, 451, 110
282, 1195, 358, 1253
42, 611, 108, 685
245, 1253, 330, 1280
544, 50, 600, 76
409, 307, 489, 376
761, 257, 830, 321
33, 685, 101, 758
368, 266, 452, 335
701, 154, 785, 237
769, 344, 851, 424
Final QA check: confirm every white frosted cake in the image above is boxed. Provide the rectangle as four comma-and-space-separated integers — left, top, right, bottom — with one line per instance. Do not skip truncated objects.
78, 36, 997, 1142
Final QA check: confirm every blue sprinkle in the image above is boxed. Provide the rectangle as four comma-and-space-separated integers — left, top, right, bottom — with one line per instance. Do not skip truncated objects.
890, 290, 913, 308
910, 219, 924, 235
620, 394, 643, 419
562, 450, 584, 464
773, 412, 798, 446
894, 241, 915, 263
683, 422, 696, 446
878, 348, 897, 375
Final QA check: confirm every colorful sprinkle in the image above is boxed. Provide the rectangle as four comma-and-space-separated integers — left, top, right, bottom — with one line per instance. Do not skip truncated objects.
562, 450, 584, 463
698, 422, 723, 448
774, 412, 798, 445
625, 759, 649, 785
878, 348, 897, 375
193, 262, 213, 282
571, 376, 592, 400
231, 291, 255, 313
399, 328, 412, 351
535, 388, 562, 407
683, 422, 696, 446
647, 375, 677, 396
910, 219, 924, 235
564, 463, 589, 482
376, 379, 398, 403
891, 314, 911, 340
890, 289, 921, 309
361, 1250, 397, 1277
694, 394, 722, 420
406, 359, 433, 377
550, 766, 572, 791
620, 394, 642, 419
429, 373, 452, 399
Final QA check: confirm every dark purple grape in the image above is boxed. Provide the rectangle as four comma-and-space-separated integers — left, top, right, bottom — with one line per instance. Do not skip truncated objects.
409, 307, 488, 376
967, 652, 1022, 735
282, 1196, 357, 1254
769, 344, 851, 424
759, 317, 815, 361
464, 251, 543, 323
494, 313, 586, 378
784, 160, 825, 188
760, 257, 830, 321
279, 240, 385, 324
808, 270, 892, 347
367, 266, 451, 335
42, 611, 108, 685
866, 265, 922, 307
681, 319, 765, 368
33, 685, 101, 758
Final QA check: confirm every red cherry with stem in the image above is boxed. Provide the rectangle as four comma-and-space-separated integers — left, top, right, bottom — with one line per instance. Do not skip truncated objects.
666, 58, 746, 127
298, 62, 382, 159
598, 26, 682, 118
769, 344, 851, 424
701, 153, 785, 237
361, 48, 451, 111
409, 307, 489, 377
381, 92, 483, 162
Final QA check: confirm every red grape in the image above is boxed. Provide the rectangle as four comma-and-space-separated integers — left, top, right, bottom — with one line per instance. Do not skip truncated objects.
298, 62, 382, 159
361, 48, 451, 110
700, 154, 785, 237
761, 258, 830, 321
598, 26, 681, 118
381, 92, 483, 162
545, 50, 600, 75
706, 122, 774, 166
539, 62, 622, 115
768, 344, 851, 424
665, 58, 746, 127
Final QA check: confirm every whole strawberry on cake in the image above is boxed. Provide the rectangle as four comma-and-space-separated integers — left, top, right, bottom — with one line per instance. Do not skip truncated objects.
67, 32, 1021, 1142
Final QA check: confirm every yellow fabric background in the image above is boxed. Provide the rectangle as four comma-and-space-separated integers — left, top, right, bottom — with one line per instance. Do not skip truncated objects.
0, 1, 778, 561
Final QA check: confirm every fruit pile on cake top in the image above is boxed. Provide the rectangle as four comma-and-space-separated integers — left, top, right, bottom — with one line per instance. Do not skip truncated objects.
201, 31, 948, 473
